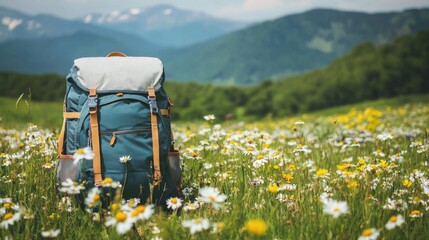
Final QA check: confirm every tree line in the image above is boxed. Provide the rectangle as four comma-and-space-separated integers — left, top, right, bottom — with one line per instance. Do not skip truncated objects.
1, 30, 428, 120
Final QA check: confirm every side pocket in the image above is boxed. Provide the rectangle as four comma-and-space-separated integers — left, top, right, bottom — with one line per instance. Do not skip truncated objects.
168, 150, 182, 195
57, 157, 80, 184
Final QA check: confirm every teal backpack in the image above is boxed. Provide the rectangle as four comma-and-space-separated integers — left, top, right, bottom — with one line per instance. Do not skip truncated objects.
56, 52, 181, 207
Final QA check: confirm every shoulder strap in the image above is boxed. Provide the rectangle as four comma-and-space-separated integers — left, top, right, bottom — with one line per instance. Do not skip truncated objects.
148, 87, 161, 186
88, 88, 103, 186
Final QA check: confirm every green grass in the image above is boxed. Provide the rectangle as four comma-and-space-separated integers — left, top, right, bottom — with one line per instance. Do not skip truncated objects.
0, 97, 62, 129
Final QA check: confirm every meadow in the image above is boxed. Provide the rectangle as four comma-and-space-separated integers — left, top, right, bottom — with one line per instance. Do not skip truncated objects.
0, 97, 428, 239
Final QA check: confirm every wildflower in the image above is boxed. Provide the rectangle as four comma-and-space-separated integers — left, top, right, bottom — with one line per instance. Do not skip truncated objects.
105, 211, 134, 235
130, 204, 154, 221
245, 219, 267, 236
102, 177, 121, 188
41, 229, 61, 238
316, 169, 330, 178
376, 132, 394, 141
183, 201, 200, 212
268, 184, 279, 193
166, 197, 182, 210
358, 228, 379, 240
282, 173, 294, 183
182, 218, 211, 234
198, 186, 227, 209
42, 162, 55, 169
385, 215, 405, 230
85, 187, 101, 208
322, 199, 348, 218
0, 203, 21, 230
403, 179, 413, 188
119, 155, 132, 163
409, 210, 422, 218
279, 183, 297, 191
59, 178, 85, 194
203, 114, 216, 121
212, 222, 225, 233
73, 147, 94, 164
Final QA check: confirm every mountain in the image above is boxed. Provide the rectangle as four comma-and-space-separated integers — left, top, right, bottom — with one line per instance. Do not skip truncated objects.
80, 4, 249, 47
0, 30, 159, 74
0, 6, 102, 43
1, 8, 429, 84
0, 6, 160, 74
162, 8, 429, 84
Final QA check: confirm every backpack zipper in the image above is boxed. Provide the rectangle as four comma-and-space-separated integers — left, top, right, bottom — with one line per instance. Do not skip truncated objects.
100, 128, 151, 146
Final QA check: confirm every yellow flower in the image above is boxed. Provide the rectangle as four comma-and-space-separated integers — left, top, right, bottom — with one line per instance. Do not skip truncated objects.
316, 169, 329, 177
403, 179, 413, 188
346, 180, 359, 189
282, 173, 294, 183
245, 219, 267, 236
379, 160, 388, 169
268, 184, 279, 193
288, 164, 297, 171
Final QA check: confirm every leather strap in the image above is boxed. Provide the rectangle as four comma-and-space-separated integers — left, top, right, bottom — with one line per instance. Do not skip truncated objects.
89, 88, 103, 186
160, 109, 169, 116
58, 117, 66, 157
106, 52, 127, 57
63, 112, 80, 119
59, 154, 74, 159
148, 87, 161, 186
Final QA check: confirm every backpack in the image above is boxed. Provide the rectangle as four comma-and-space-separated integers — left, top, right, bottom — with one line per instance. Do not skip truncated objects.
56, 51, 181, 207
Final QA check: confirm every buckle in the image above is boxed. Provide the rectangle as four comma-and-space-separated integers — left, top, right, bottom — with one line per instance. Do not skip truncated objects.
88, 95, 98, 110
148, 96, 158, 113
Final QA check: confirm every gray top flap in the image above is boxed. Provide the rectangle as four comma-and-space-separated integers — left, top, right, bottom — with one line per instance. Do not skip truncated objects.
74, 56, 164, 92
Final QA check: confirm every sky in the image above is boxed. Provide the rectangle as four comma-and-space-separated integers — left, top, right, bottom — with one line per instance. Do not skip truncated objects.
1, 0, 429, 21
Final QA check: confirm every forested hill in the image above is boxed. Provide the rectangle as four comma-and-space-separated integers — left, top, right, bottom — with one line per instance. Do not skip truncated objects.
163, 8, 429, 84
1, 31, 428, 120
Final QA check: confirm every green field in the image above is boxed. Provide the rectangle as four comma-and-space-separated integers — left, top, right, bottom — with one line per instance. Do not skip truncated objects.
0, 95, 428, 239
1, 94, 428, 129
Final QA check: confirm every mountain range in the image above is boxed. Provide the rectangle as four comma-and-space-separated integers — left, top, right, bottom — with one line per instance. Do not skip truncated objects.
0, 5, 429, 84
81, 4, 248, 47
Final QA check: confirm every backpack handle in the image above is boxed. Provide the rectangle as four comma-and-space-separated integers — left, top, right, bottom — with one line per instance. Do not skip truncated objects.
106, 52, 127, 57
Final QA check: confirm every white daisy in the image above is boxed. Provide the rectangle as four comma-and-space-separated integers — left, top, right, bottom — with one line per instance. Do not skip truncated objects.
198, 186, 227, 209
59, 178, 85, 195
101, 177, 121, 188
182, 218, 211, 234
203, 114, 216, 121
166, 197, 182, 210
0, 205, 21, 230
73, 147, 95, 165
84, 187, 101, 208
322, 199, 348, 218
119, 155, 132, 163
130, 204, 154, 221
41, 229, 61, 238
105, 211, 134, 235
385, 214, 405, 230
358, 228, 380, 240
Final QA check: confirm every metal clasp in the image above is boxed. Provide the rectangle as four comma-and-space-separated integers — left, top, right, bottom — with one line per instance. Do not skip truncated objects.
88, 95, 98, 111
148, 96, 158, 114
